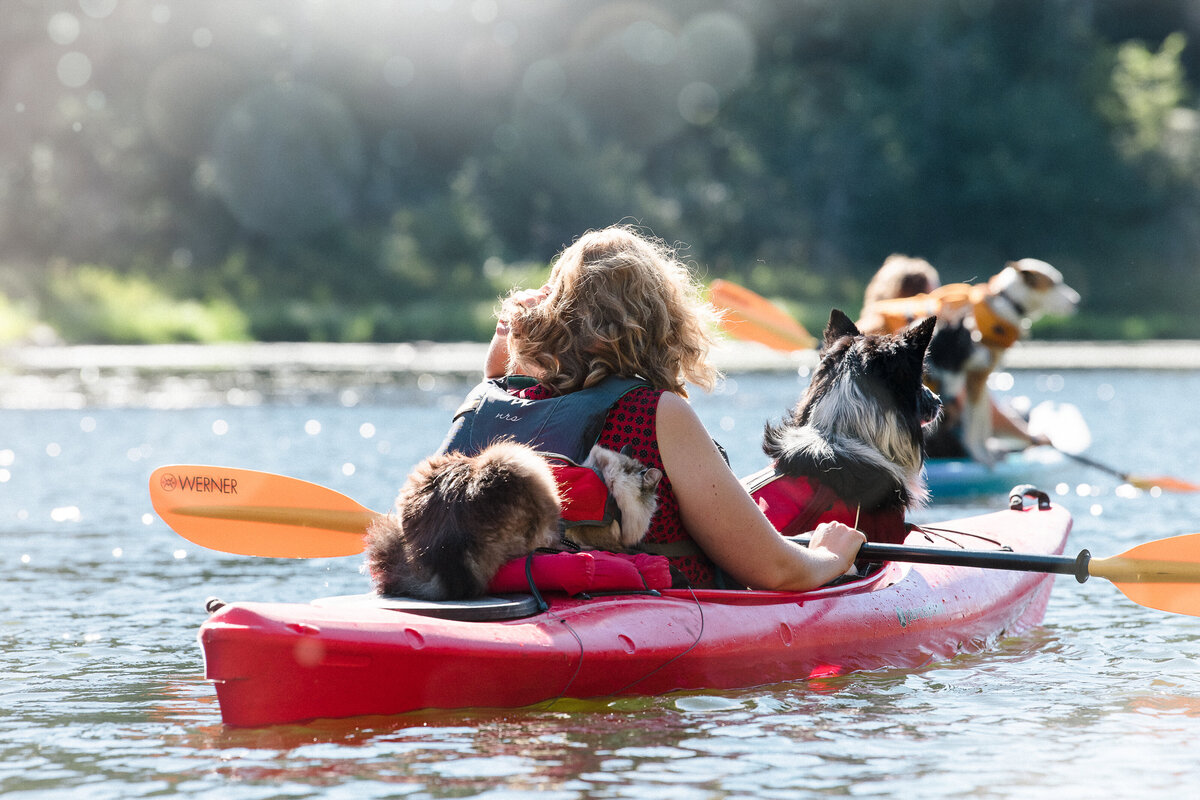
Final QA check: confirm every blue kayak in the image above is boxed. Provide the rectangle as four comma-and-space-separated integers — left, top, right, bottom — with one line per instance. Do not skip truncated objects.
924, 446, 1067, 500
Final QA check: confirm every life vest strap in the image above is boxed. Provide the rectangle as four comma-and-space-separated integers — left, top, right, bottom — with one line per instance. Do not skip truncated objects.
639, 540, 705, 558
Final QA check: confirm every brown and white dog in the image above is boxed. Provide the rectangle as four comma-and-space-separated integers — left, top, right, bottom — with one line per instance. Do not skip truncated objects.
956, 259, 1078, 461
867, 258, 1079, 462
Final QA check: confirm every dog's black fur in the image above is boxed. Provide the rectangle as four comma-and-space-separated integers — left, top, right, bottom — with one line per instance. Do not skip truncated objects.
763, 309, 941, 513
922, 314, 975, 458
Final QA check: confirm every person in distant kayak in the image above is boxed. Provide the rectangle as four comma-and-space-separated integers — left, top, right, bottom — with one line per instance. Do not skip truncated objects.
854, 253, 1051, 456
477, 224, 864, 590
855, 253, 941, 336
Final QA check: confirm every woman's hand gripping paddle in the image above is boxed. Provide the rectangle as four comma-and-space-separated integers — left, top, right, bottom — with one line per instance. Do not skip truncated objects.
708, 279, 817, 351
152, 465, 1200, 616
1028, 402, 1200, 493
149, 465, 380, 558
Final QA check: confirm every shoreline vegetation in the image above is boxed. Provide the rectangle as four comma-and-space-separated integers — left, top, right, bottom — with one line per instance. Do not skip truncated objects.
5, 270, 1200, 349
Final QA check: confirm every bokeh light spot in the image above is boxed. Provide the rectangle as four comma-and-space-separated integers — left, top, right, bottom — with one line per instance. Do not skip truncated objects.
57, 52, 92, 88
522, 59, 567, 105
47, 12, 81, 45
383, 56, 415, 88
79, 0, 118, 19
678, 81, 719, 125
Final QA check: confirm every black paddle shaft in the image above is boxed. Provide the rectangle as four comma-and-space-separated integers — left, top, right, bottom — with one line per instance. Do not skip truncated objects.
790, 536, 1093, 584
1058, 449, 1125, 480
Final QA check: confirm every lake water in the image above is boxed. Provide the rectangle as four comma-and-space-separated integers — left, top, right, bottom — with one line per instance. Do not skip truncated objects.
3, 358, 1199, 798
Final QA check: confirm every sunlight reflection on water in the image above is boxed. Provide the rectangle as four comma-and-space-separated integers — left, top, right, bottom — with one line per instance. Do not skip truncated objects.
1, 364, 1199, 798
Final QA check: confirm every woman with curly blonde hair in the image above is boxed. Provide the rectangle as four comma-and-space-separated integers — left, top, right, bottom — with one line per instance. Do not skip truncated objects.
477, 225, 863, 590
489, 225, 716, 395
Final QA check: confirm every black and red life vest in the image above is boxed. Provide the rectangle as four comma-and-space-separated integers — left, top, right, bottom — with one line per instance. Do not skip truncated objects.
439, 374, 648, 533
743, 467, 909, 545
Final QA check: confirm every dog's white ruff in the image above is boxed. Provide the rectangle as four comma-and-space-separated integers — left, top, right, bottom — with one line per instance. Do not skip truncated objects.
782, 375, 930, 509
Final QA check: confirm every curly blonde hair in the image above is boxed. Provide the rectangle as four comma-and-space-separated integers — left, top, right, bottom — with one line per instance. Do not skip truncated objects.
505, 225, 720, 397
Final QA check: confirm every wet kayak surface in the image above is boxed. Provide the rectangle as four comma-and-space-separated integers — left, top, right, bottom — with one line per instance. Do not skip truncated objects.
2, 363, 1198, 799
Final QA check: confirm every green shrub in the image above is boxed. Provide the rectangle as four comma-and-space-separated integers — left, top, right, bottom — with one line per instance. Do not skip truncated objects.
246, 298, 498, 342
45, 266, 249, 343
0, 292, 38, 343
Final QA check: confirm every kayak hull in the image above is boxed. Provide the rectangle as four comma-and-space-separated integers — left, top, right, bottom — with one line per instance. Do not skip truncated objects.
924, 446, 1066, 500
200, 501, 1071, 727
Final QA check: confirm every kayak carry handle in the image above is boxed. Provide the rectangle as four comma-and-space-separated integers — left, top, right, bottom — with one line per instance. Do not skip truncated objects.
1009, 485, 1052, 510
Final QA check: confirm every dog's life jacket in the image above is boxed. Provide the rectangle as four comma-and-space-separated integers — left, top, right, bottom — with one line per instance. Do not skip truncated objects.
439, 374, 648, 531
743, 467, 909, 546
865, 282, 1022, 349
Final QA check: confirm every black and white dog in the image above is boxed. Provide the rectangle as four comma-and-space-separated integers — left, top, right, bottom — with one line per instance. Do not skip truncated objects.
747, 309, 940, 545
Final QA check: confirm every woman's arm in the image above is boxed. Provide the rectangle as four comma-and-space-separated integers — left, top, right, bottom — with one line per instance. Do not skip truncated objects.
483, 285, 551, 380
989, 397, 1050, 446
656, 391, 865, 590
483, 321, 510, 379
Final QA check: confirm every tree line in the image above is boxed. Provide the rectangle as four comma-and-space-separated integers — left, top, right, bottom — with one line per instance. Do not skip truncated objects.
2, 0, 1199, 343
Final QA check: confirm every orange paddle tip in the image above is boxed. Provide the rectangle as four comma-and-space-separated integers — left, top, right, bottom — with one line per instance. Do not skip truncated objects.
708, 280, 817, 351
1128, 475, 1200, 493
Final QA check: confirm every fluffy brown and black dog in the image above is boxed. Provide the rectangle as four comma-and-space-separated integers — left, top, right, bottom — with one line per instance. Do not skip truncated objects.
748, 310, 940, 545
364, 441, 662, 600
365, 441, 562, 600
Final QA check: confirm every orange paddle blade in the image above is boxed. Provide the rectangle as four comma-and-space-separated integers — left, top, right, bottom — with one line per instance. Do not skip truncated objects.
1089, 533, 1200, 616
149, 465, 381, 558
1125, 474, 1200, 493
1053, 447, 1200, 494
709, 279, 817, 351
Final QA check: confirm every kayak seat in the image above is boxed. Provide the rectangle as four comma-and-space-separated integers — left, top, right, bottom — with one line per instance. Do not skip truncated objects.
310, 593, 544, 621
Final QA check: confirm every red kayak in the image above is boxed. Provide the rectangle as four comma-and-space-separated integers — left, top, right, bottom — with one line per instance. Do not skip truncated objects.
200, 498, 1071, 727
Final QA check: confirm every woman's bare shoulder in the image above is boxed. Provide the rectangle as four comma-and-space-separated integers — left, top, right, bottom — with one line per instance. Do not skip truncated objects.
655, 389, 695, 418
654, 390, 711, 442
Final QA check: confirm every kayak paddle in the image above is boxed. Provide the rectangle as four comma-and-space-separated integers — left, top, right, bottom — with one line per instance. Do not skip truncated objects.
149, 465, 379, 558
708, 279, 817, 351
795, 531, 1200, 617
1028, 401, 1200, 493
150, 465, 1200, 616
1057, 451, 1200, 493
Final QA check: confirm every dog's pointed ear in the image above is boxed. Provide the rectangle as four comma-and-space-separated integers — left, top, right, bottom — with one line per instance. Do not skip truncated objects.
903, 316, 937, 360
824, 309, 860, 347
641, 467, 663, 492
619, 443, 633, 458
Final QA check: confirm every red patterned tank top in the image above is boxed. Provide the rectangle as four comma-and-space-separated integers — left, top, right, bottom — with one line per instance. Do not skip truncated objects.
514, 382, 718, 588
